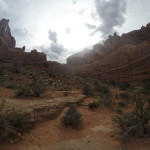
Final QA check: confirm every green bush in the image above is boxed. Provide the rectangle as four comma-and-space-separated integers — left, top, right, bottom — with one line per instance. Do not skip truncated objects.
61, 105, 82, 128
88, 101, 100, 109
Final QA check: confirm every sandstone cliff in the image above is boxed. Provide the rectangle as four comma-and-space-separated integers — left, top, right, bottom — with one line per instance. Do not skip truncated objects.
0, 19, 47, 63
67, 24, 150, 82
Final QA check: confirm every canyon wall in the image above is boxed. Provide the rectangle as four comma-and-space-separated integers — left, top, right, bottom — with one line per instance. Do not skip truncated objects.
0, 18, 150, 82
67, 24, 150, 82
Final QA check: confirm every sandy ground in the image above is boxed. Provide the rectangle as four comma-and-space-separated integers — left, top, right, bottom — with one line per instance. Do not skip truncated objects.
0, 87, 150, 150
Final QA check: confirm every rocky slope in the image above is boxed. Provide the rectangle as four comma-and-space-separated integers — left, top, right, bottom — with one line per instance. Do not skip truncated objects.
67, 23, 150, 82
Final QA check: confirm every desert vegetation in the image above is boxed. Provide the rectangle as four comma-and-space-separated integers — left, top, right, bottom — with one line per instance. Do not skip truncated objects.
0, 99, 32, 143
114, 78, 150, 143
61, 105, 82, 128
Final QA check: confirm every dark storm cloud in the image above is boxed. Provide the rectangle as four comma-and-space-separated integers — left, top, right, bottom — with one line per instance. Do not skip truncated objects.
48, 30, 57, 44
94, 0, 126, 38
85, 23, 96, 30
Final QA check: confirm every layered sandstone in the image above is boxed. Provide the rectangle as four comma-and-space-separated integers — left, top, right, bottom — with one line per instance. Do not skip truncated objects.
67, 24, 150, 82
0, 19, 47, 63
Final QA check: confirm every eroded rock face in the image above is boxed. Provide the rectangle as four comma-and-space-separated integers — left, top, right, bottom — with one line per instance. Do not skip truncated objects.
0, 19, 47, 63
67, 24, 150, 82
0, 19, 16, 49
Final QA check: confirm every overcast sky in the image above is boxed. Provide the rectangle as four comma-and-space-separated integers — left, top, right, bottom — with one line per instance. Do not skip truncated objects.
0, 0, 150, 63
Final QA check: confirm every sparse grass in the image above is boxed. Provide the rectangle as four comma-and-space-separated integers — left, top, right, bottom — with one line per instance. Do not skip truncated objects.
61, 105, 82, 128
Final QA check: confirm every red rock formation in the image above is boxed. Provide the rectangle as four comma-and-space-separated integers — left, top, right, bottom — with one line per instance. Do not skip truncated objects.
0, 19, 47, 63
67, 24, 150, 82
0, 19, 16, 49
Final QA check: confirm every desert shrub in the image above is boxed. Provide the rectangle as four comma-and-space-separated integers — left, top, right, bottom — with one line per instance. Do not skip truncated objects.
15, 85, 32, 97
82, 86, 93, 96
16, 78, 45, 97
0, 100, 31, 143
94, 83, 111, 95
29, 79, 45, 97
61, 105, 82, 128
117, 101, 126, 107
88, 101, 100, 109
114, 89, 150, 141
4, 111, 30, 131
